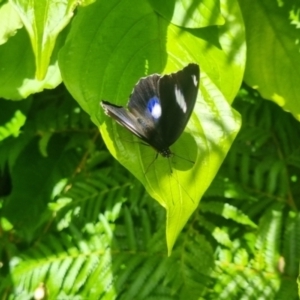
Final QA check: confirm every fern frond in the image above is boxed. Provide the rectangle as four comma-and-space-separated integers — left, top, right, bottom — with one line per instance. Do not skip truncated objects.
283, 212, 300, 277
200, 201, 257, 227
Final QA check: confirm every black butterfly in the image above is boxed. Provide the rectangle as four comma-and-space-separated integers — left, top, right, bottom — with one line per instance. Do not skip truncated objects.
101, 63, 200, 158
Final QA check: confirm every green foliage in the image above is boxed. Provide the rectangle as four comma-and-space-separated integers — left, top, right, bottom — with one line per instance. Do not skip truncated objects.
240, 0, 300, 120
0, 84, 299, 299
0, 0, 300, 299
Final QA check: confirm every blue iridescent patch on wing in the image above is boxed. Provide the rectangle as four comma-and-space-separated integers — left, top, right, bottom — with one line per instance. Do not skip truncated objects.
147, 96, 162, 119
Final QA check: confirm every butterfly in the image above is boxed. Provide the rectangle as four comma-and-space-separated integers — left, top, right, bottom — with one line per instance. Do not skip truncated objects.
101, 63, 200, 159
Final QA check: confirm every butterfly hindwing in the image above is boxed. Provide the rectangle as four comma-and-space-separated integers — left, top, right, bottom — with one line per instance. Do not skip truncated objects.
101, 101, 147, 141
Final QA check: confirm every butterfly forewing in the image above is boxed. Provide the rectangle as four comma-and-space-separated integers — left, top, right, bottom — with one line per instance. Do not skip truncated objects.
158, 63, 200, 146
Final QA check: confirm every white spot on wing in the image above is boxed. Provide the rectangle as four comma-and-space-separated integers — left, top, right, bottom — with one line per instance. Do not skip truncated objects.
192, 75, 198, 86
151, 101, 162, 119
147, 97, 162, 119
175, 85, 187, 113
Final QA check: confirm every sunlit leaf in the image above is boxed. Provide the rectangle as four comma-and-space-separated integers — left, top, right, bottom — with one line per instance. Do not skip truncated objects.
10, 0, 78, 79
0, 28, 61, 100
59, 0, 245, 252
240, 0, 300, 120
0, 1, 23, 45
148, 0, 224, 28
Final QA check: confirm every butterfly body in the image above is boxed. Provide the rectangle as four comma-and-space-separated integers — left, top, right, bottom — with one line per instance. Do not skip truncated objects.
101, 63, 200, 157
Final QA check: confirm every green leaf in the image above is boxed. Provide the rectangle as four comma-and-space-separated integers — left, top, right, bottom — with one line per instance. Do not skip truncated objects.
201, 201, 257, 228
255, 206, 283, 271
0, 110, 26, 141
10, 0, 78, 80
3, 135, 72, 237
283, 212, 300, 277
298, 271, 300, 298
240, 0, 300, 120
0, 2, 23, 45
38, 131, 53, 157
0, 27, 61, 100
148, 0, 224, 28
0, 98, 30, 141
59, 0, 244, 253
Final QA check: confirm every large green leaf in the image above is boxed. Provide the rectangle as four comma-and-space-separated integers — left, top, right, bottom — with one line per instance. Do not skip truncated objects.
59, 0, 244, 253
239, 0, 300, 120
